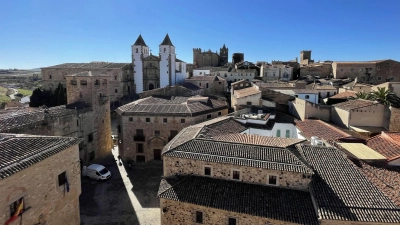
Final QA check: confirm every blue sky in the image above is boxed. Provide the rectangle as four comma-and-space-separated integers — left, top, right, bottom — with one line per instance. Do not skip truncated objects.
1, 0, 399, 69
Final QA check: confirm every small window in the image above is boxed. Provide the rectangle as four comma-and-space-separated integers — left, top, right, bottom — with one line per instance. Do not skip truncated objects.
204, 166, 211, 176
70, 80, 77, 85
114, 76, 117, 80
163, 118, 168, 123
285, 130, 290, 138
218, 111, 222, 116
196, 211, 203, 223
58, 171, 66, 186
206, 83, 209, 88
378, 77, 382, 81
232, 170, 240, 180
88, 133, 93, 142
155, 130, 160, 136
276, 129, 281, 137
137, 143, 143, 153
268, 175, 277, 185
136, 129, 144, 135
49, 75, 52, 79
228, 218, 237, 225
164, 48, 166, 53
118, 125, 121, 133
115, 89, 118, 93
129, 117, 133, 122
305, 95, 310, 99
136, 48, 138, 53
199, 83, 202, 86
146, 118, 150, 122
181, 119, 185, 123
207, 114, 212, 119
246, 102, 252, 106
77, 120, 79, 126
10, 198, 24, 217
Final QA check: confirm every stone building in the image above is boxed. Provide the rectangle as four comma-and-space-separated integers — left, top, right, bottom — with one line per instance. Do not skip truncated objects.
41, 62, 133, 107
193, 44, 228, 68
260, 63, 294, 81
0, 133, 82, 225
116, 96, 228, 163
184, 75, 227, 96
132, 34, 187, 93
139, 83, 203, 98
300, 50, 314, 65
0, 71, 112, 165
158, 116, 400, 225
232, 53, 244, 64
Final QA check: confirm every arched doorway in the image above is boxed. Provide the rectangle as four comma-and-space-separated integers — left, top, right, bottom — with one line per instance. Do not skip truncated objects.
149, 83, 155, 90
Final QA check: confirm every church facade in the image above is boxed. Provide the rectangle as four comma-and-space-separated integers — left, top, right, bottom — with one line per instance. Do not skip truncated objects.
193, 44, 228, 68
132, 34, 187, 93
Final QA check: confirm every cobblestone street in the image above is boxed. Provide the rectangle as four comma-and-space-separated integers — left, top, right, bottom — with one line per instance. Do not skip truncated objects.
79, 147, 163, 225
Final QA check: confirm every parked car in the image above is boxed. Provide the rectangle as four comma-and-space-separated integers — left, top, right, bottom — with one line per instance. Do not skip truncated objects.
82, 164, 111, 180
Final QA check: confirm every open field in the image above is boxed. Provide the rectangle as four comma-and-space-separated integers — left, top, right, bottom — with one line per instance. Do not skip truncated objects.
17, 88, 33, 96
0, 86, 11, 105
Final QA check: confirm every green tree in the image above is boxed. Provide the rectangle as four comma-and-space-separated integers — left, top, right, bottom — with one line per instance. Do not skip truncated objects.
29, 88, 44, 107
356, 91, 371, 100
370, 87, 390, 105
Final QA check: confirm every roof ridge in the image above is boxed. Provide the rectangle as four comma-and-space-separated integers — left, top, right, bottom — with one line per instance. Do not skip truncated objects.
158, 175, 193, 196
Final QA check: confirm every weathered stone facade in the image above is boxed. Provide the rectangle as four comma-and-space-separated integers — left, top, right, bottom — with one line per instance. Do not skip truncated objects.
41, 62, 134, 107
118, 109, 228, 163
160, 199, 302, 225
184, 76, 227, 96
163, 156, 311, 190
0, 145, 81, 225
193, 44, 228, 68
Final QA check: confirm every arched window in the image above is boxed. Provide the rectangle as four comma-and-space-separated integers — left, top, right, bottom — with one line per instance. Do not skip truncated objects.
149, 83, 155, 90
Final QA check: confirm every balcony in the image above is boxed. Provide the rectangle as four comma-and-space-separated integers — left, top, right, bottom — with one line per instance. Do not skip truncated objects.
99, 96, 109, 105
134, 135, 146, 142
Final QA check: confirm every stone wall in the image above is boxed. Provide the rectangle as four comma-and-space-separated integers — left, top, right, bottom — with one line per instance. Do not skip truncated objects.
289, 98, 331, 121
388, 106, 400, 132
160, 199, 302, 225
0, 145, 81, 225
118, 109, 228, 163
163, 156, 311, 190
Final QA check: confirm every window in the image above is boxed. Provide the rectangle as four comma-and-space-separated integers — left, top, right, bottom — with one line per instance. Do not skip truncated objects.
305, 95, 310, 99
129, 117, 133, 122
246, 102, 252, 105
218, 111, 222, 116
136, 129, 144, 135
155, 130, 160, 136
49, 75, 52, 79
146, 118, 150, 122
206, 83, 209, 88
204, 166, 211, 176
181, 119, 185, 123
77, 120, 79, 126
136, 48, 138, 53
137, 143, 143, 153
285, 130, 290, 138
118, 125, 121, 133
163, 118, 167, 123
207, 114, 212, 119
10, 198, 24, 217
88, 133, 93, 142
80, 80, 87, 85
70, 80, 77, 85
276, 129, 281, 137
228, 218, 237, 225
232, 170, 240, 180
164, 48, 166, 53
268, 175, 277, 185
58, 171, 66, 186
199, 83, 202, 86
195, 211, 203, 223
114, 76, 117, 80
378, 76, 382, 81
115, 89, 118, 93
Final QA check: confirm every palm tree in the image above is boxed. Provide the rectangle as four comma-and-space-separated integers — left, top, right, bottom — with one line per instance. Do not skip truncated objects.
355, 91, 371, 100
370, 87, 390, 105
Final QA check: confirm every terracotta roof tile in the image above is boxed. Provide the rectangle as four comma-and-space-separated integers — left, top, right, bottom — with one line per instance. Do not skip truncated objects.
329, 91, 357, 99
211, 133, 305, 148
333, 99, 378, 110
366, 132, 400, 161
158, 176, 319, 225
233, 86, 261, 98
295, 119, 350, 141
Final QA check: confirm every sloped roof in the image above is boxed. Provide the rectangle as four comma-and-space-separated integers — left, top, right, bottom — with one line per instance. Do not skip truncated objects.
158, 175, 318, 225
337, 143, 386, 160
333, 99, 378, 110
233, 86, 261, 98
211, 133, 305, 148
366, 132, 400, 161
0, 134, 82, 179
329, 91, 357, 99
296, 119, 350, 141
297, 144, 400, 223
133, 34, 147, 46
160, 34, 173, 46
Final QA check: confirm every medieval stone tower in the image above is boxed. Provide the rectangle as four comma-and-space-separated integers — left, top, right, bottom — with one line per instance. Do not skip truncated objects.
159, 34, 176, 88
132, 35, 149, 93
300, 50, 314, 65
65, 71, 112, 163
220, 44, 228, 65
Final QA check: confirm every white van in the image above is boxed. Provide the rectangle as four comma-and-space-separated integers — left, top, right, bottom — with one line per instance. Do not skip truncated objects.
83, 164, 111, 180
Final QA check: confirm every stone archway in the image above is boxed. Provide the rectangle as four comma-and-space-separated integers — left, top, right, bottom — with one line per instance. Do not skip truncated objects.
149, 83, 155, 90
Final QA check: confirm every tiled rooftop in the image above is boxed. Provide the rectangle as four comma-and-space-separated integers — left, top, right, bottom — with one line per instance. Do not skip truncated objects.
180, 82, 202, 91
43, 62, 131, 69
196, 118, 247, 139
295, 119, 350, 141
164, 139, 313, 174
0, 133, 82, 179
116, 96, 228, 116
158, 175, 319, 225
306, 83, 337, 90
366, 132, 400, 161
185, 75, 224, 81
329, 91, 357, 99
333, 99, 378, 110
233, 86, 261, 98
211, 133, 305, 148
297, 145, 400, 223
293, 89, 319, 94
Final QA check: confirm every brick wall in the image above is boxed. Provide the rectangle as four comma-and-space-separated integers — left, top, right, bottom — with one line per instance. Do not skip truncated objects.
160, 199, 301, 225
0, 145, 81, 225
163, 156, 311, 190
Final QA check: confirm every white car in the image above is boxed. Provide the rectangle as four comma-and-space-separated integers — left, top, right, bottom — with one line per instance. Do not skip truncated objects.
83, 164, 111, 180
